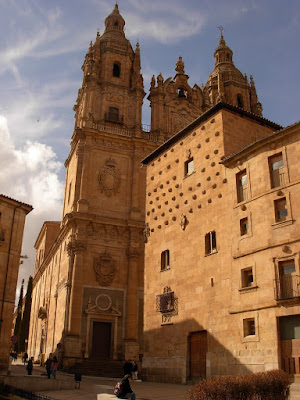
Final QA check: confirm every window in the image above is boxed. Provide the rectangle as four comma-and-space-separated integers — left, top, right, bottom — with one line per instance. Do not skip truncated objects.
185, 158, 194, 176
106, 107, 120, 123
178, 88, 187, 98
269, 153, 284, 188
161, 250, 170, 271
240, 217, 248, 236
205, 231, 217, 255
243, 318, 255, 337
113, 63, 120, 78
237, 94, 243, 108
277, 260, 297, 300
241, 267, 254, 288
274, 197, 288, 222
236, 170, 248, 203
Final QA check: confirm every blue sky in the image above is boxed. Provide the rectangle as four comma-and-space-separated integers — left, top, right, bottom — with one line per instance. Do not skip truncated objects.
0, 0, 299, 294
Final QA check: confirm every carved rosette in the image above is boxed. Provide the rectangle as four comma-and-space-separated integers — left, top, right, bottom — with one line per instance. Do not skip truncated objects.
98, 158, 121, 196
93, 252, 117, 286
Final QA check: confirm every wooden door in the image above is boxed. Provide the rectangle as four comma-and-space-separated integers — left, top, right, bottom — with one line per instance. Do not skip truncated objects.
280, 315, 300, 375
190, 331, 207, 379
91, 321, 111, 359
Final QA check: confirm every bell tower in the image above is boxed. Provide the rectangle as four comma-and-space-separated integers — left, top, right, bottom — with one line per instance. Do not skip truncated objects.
204, 31, 263, 116
59, 4, 157, 365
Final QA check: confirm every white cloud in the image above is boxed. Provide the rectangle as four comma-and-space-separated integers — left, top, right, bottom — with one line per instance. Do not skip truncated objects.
0, 115, 64, 297
124, 1, 206, 43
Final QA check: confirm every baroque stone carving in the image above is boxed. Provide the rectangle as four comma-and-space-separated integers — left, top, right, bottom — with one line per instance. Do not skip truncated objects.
93, 252, 117, 286
85, 222, 130, 242
67, 240, 87, 256
143, 223, 150, 243
98, 158, 121, 196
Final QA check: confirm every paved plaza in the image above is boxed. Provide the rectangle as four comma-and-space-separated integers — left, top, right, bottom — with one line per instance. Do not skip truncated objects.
8, 362, 191, 400
6, 361, 300, 400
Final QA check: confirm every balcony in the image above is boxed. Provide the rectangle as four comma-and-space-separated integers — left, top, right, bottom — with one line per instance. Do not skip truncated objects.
274, 275, 300, 301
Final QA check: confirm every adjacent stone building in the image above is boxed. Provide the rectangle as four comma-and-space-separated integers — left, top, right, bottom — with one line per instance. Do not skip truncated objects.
142, 102, 300, 382
0, 195, 32, 373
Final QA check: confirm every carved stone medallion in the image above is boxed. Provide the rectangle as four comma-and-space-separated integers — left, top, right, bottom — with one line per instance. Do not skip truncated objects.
98, 158, 121, 196
93, 252, 116, 286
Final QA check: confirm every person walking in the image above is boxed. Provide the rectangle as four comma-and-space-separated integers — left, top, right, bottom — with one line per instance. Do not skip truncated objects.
51, 356, 58, 379
23, 352, 28, 365
45, 353, 53, 379
117, 374, 136, 400
131, 360, 138, 380
26, 357, 34, 375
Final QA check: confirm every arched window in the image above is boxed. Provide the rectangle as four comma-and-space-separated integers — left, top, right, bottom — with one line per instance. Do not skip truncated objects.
113, 63, 120, 78
237, 94, 244, 108
178, 88, 187, 98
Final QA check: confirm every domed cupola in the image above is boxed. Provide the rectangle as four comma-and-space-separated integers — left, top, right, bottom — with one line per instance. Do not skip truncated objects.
214, 33, 233, 66
203, 30, 263, 116
104, 3, 125, 36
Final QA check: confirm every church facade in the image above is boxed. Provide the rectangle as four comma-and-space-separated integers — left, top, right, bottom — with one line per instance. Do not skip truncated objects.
28, 4, 298, 378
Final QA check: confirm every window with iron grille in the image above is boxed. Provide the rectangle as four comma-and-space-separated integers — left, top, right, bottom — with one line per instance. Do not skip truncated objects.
156, 291, 174, 313
269, 153, 284, 188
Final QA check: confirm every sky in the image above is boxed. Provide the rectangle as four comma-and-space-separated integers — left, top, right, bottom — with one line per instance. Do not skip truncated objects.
0, 0, 299, 299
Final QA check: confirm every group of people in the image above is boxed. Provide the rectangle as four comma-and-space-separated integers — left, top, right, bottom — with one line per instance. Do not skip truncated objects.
45, 353, 58, 379
17, 352, 58, 377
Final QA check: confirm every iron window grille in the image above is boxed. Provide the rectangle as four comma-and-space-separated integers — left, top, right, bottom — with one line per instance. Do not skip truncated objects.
156, 291, 175, 313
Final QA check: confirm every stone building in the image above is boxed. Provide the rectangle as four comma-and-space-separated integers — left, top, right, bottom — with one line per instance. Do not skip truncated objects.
28, 4, 271, 372
142, 103, 300, 382
0, 195, 32, 373
28, 4, 158, 368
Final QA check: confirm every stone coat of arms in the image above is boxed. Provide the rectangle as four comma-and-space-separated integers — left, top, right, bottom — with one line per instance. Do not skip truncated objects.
98, 158, 121, 196
93, 252, 116, 286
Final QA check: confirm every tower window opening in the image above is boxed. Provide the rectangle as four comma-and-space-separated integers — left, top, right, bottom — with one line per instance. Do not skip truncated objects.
113, 63, 120, 78
237, 94, 244, 108
114, 21, 119, 27
178, 88, 187, 98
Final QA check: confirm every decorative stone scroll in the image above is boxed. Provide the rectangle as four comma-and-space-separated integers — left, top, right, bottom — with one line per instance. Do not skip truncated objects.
93, 252, 117, 286
180, 214, 188, 231
98, 157, 121, 196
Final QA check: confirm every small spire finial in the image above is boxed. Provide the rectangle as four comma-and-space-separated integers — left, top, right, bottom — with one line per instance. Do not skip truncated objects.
218, 25, 224, 37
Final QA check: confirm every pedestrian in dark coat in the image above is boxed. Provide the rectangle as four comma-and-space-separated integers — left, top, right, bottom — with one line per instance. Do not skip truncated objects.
45, 354, 53, 379
26, 357, 34, 375
131, 360, 138, 380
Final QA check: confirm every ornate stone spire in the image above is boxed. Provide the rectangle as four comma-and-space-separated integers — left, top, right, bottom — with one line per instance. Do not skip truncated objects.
104, 3, 125, 35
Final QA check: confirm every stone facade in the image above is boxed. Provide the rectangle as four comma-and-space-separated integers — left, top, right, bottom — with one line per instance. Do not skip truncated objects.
0, 195, 32, 373
28, 5, 270, 370
142, 106, 300, 383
